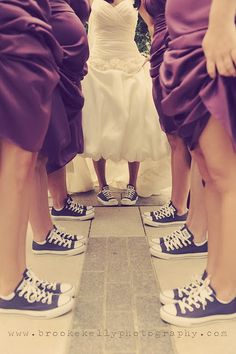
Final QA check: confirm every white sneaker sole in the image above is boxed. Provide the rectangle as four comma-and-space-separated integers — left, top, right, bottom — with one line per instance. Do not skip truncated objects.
121, 198, 138, 206
143, 217, 186, 227
160, 306, 236, 327
51, 212, 95, 221
97, 197, 119, 206
32, 244, 86, 256
150, 247, 208, 260
0, 298, 74, 319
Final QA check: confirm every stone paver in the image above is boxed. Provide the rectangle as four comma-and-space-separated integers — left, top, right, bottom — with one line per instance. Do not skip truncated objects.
69, 233, 174, 354
90, 208, 145, 237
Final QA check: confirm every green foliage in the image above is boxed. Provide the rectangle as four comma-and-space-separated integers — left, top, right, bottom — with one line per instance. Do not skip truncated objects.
135, 15, 151, 55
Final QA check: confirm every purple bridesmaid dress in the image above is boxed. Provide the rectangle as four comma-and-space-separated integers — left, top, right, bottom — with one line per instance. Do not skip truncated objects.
0, 0, 62, 152
160, 0, 236, 149
44, 0, 90, 173
144, 0, 176, 134
69, 0, 90, 24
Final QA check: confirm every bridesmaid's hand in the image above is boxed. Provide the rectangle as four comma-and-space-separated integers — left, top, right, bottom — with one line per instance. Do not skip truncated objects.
202, 24, 236, 79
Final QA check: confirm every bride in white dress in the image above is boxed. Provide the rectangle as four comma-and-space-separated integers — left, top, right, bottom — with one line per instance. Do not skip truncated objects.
67, 0, 171, 203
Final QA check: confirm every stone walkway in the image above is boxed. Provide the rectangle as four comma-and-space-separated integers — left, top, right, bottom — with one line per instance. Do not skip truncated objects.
1, 191, 236, 354
69, 237, 173, 354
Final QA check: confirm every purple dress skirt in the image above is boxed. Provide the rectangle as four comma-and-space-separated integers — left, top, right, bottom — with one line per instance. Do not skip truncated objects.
144, 0, 176, 134
160, 0, 236, 149
44, 0, 89, 173
0, 0, 62, 152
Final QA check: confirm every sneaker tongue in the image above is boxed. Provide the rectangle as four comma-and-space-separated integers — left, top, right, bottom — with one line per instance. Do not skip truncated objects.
202, 270, 208, 280
169, 201, 177, 212
23, 269, 30, 278
127, 185, 135, 190
16, 278, 28, 292
181, 227, 192, 240
46, 229, 54, 240
207, 283, 216, 295
102, 185, 110, 191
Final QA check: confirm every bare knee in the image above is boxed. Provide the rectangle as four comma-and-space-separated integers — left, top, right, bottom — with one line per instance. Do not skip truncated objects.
167, 134, 191, 164
193, 146, 234, 193
12, 152, 36, 192
207, 166, 234, 194
167, 134, 187, 152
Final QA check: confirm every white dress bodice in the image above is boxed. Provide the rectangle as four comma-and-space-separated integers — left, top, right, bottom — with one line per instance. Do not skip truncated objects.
88, 0, 145, 72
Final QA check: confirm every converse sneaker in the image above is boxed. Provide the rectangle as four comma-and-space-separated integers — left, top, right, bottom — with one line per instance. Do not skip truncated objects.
121, 185, 138, 206
143, 201, 188, 227
24, 269, 75, 297
51, 195, 95, 221
160, 280, 236, 327
97, 185, 118, 206
53, 225, 86, 243
32, 229, 86, 256
160, 271, 208, 305
150, 225, 188, 246
0, 277, 73, 318
150, 225, 208, 259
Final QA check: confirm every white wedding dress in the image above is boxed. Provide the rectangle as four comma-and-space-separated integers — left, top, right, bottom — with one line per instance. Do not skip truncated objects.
67, 0, 171, 197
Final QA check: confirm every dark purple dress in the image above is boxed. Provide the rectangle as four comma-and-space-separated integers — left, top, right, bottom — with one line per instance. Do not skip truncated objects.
160, 0, 236, 149
45, 0, 90, 173
69, 0, 90, 24
144, 0, 176, 134
0, 0, 62, 152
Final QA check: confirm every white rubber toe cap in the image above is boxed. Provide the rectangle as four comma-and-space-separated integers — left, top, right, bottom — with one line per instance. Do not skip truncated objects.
58, 294, 73, 307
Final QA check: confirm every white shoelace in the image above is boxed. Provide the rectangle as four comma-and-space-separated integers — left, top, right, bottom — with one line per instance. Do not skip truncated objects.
162, 228, 186, 243
66, 198, 85, 214
153, 202, 176, 220
26, 270, 57, 292
164, 229, 192, 251
48, 230, 73, 249
18, 280, 53, 305
179, 280, 213, 314
123, 186, 136, 199
54, 227, 77, 241
101, 187, 114, 200
177, 274, 205, 298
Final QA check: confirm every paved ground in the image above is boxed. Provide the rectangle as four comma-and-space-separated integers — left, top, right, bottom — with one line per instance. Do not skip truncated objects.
1, 191, 236, 354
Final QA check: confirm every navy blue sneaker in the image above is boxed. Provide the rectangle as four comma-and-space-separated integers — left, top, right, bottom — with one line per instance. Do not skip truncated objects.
24, 269, 75, 297
160, 280, 236, 327
143, 201, 188, 227
97, 185, 118, 206
51, 195, 95, 221
32, 228, 86, 256
0, 277, 73, 318
121, 185, 138, 206
150, 225, 208, 259
53, 225, 86, 243
160, 270, 208, 305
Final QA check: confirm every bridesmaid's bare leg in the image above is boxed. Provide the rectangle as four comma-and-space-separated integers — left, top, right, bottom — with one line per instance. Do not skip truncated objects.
48, 166, 68, 209
193, 116, 236, 301
186, 160, 207, 243
0, 139, 36, 296
29, 156, 53, 243
167, 134, 191, 215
